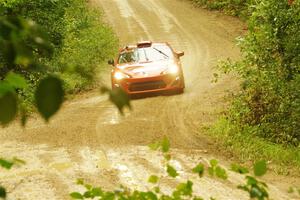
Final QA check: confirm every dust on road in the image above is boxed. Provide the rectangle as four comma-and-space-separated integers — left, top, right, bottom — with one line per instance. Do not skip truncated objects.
0, 0, 299, 199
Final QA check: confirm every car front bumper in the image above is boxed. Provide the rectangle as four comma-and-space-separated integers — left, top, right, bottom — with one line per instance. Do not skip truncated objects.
112, 74, 184, 95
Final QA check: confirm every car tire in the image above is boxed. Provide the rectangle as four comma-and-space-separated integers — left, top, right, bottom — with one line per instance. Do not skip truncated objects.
176, 88, 184, 94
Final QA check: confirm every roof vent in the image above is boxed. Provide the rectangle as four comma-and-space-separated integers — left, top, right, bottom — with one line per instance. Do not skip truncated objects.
137, 41, 152, 48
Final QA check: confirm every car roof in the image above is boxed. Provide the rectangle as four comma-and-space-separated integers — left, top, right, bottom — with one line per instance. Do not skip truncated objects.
120, 41, 170, 52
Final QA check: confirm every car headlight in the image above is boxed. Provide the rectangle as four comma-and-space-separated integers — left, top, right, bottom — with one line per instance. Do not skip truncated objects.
114, 71, 129, 80
168, 65, 179, 74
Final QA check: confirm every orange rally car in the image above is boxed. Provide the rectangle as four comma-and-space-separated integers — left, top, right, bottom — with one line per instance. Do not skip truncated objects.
108, 41, 185, 96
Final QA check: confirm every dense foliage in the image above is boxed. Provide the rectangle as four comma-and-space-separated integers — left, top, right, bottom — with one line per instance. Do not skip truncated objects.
0, 15, 61, 124
218, 0, 300, 146
192, 0, 300, 146
190, 0, 258, 19
0, 0, 118, 111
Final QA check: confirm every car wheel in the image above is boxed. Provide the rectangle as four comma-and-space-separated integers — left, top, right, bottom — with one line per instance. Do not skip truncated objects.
176, 88, 184, 94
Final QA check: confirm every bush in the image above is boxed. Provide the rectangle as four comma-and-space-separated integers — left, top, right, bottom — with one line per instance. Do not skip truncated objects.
51, 0, 118, 93
219, 0, 300, 145
190, 0, 258, 18
0, 0, 118, 109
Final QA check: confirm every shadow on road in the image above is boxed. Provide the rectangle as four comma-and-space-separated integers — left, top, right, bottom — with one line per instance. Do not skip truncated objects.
130, 90, 184, 100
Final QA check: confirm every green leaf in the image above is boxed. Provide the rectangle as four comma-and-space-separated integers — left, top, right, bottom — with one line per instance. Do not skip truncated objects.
231, 163, 249, 174
208, 167, 214, 176
176, 180, 193, 196
246, 176, 258, 186
103, 192, 115, 200
210, 159, 218, 167
253, 160, 267, 177
5, 72, 27, 89
154, 186, 160, 193
0, 92, 17, 125
287, 187, 294, 193
101, 87, 131, 115
237, 185, 249, 192
215, 166, 228, 180
76, 178, 84, 185
85, 184, 92, 190
12, 157, 26, 165
250, 186, 263, 198
35, 76, 64, 121
148, 175, 159, 184
172, 190, 181, 199
148, 141, 160, 151
192, 163, 205, 177
83, 191, 92, 198
13, 42, 33, 67
0, 159, 14, 169
167, 164, 178, 178
70, 192, 83, 199
0, 82, 14, 96
0, 186, 6, 198
161, 137, 170, 153
91, 187, 102, 196
193, 197, 204, 200
145, 191, 158, 200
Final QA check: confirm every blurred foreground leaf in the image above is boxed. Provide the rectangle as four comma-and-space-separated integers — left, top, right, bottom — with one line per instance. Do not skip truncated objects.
13, 157, 26, 165
35, 76, 64, 121
0, 16, 52, 68
231, 163, 249, 174
0, 82, 14, 96
167, 164, 178, 178
149, 137, 170, 154
0, 157, 25, 170
5, 72, 27, 89
254, 160, 267, 177
161, 136, 170, 153
192, 163, 205, 177
210, 159, 218, 167
175, 180, 193, 197
0, 92, 17, 125
70, 192, 83, 199
77, 178, 84, 185
208, 159, 227, 180
101, 87, 131, 115
0, 186, 6, 199
215, 166, 228, 180
0, 159, 14, 169
148, 175, 159, 184
148, 141, 160, 151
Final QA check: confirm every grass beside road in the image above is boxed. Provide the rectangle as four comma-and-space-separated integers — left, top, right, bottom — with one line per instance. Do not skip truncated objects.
190, 0, 300, 175
189, 0, 251, 19
207, 117, 300, 174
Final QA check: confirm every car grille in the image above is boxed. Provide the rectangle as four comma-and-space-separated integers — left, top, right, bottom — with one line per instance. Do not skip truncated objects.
129, 80, 166, 92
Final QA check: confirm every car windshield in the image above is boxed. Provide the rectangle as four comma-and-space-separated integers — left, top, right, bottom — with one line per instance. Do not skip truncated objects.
118, 45, 173, 64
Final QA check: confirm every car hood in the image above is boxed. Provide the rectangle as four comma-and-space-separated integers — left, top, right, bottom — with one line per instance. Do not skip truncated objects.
116, 60, 174, 78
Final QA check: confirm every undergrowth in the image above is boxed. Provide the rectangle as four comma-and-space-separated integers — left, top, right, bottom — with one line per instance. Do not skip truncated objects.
0, 0, 118, 111
209, 118, 300, 174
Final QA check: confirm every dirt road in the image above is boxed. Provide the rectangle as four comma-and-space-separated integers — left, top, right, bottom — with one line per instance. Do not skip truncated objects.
0, 0, 298, 199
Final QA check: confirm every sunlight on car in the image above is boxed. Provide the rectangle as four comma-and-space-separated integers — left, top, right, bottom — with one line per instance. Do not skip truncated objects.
109, 41, 185, 97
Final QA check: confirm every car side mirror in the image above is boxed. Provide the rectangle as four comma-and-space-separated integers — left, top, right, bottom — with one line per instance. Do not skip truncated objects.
176, 51, 184, 57
108, 59, 115, 66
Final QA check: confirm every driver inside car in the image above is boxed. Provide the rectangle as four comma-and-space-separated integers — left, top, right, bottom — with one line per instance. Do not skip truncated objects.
119, 51, 135, 63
